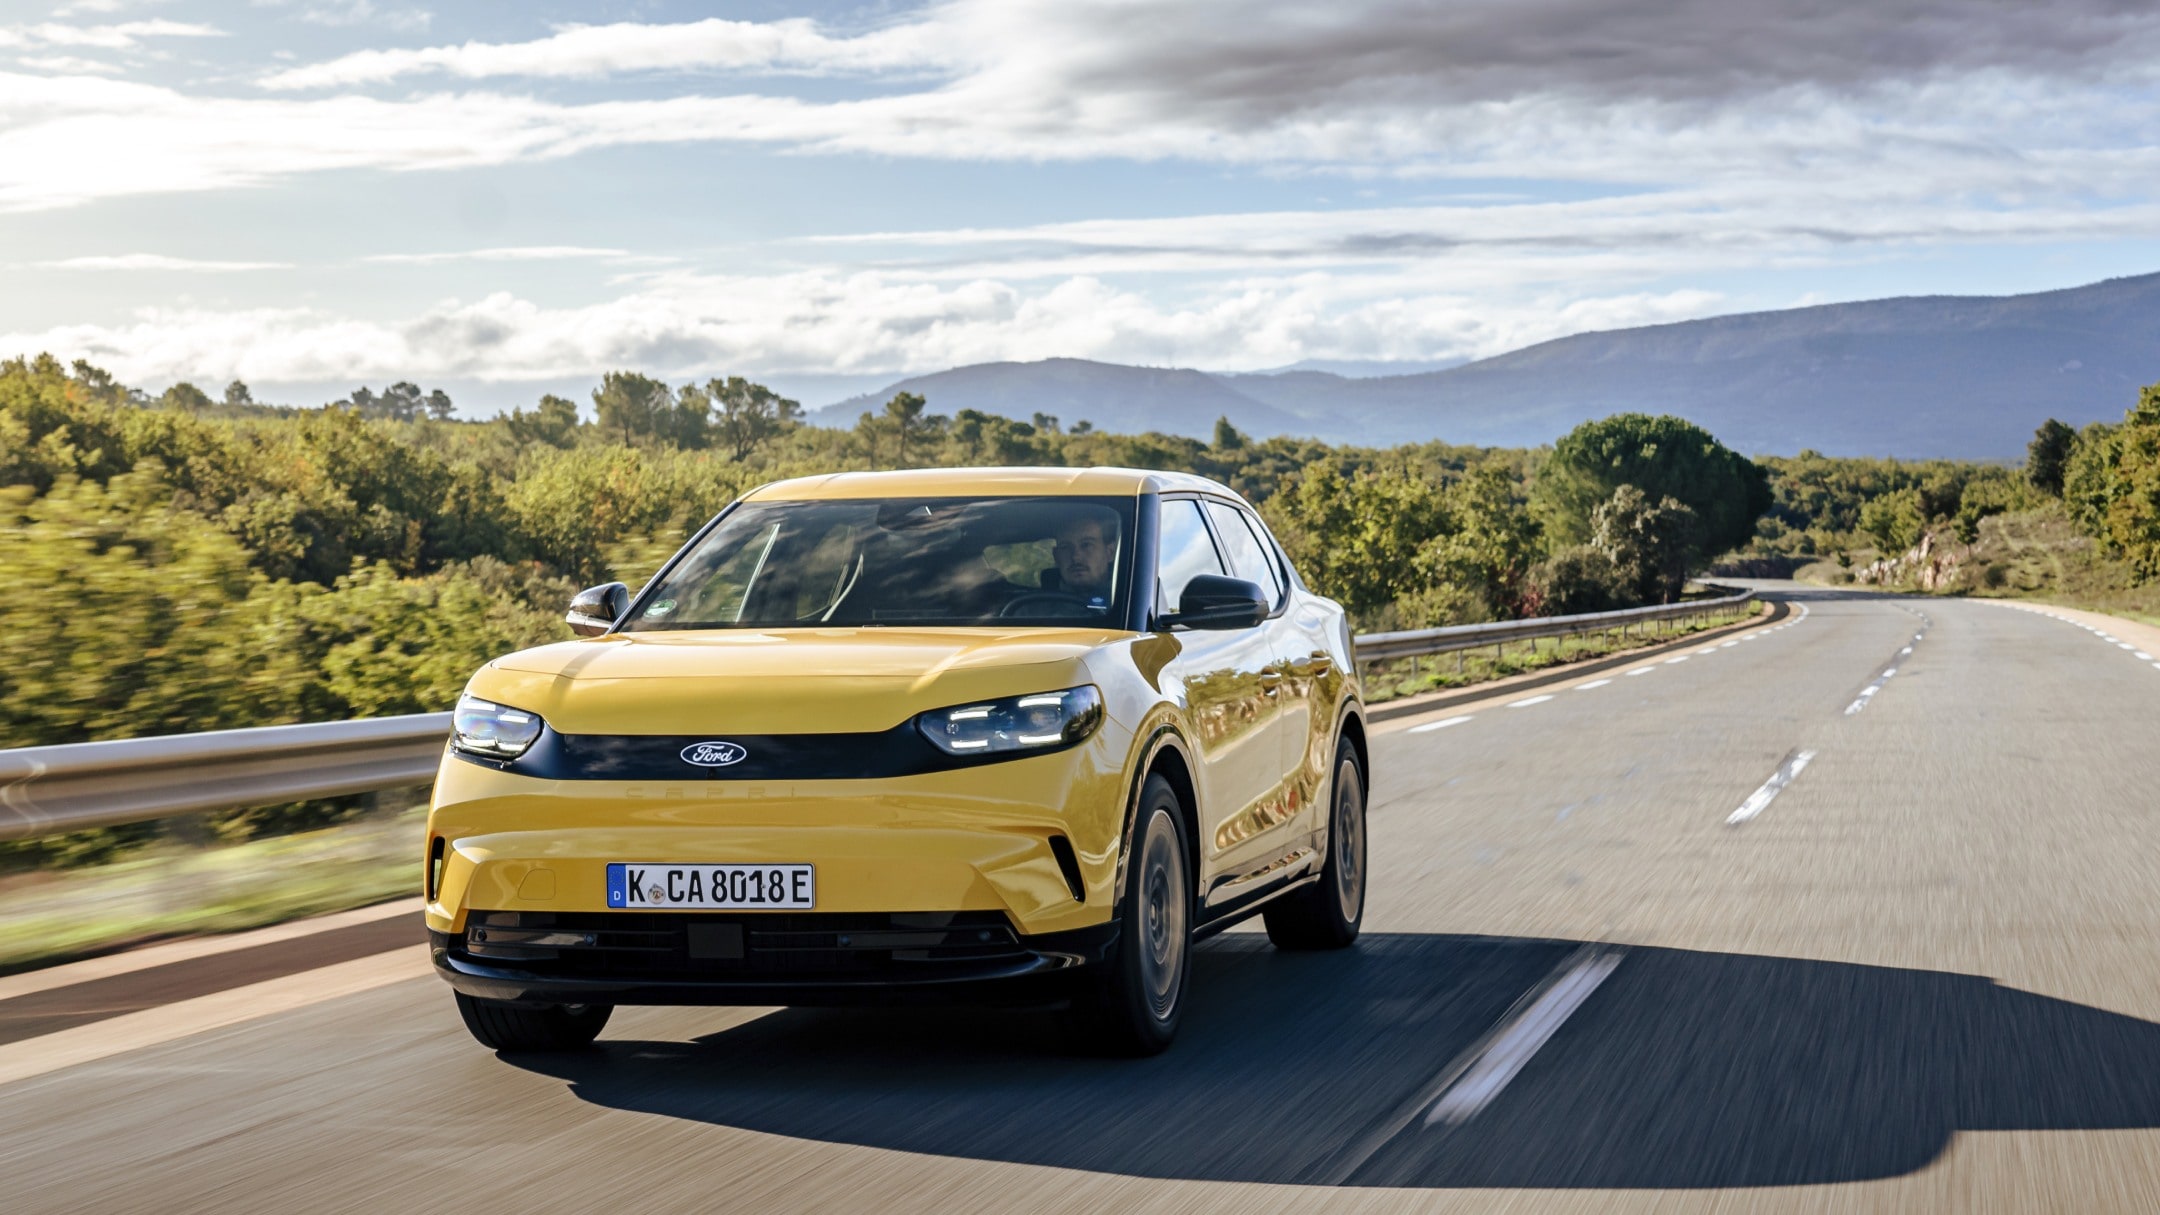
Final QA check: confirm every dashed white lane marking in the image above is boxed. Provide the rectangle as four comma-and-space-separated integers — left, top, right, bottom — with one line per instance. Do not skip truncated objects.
1507, 695, 1554, 708
1727, 750, 1818, 825
2137, 652, 2154, 661
1409, 715, 1473, 734
1900, 646, 1913, 656
1720, 640, 1739, 648
2119, 643, 2137, 650
1626, 667, 1655, 676
1664, 655, 1690, 664
1574, 679, 1612, 691
1425, 948, 1625, 1127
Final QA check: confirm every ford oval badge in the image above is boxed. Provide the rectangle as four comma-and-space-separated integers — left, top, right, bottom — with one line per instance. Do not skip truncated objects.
680, 741, 748, 768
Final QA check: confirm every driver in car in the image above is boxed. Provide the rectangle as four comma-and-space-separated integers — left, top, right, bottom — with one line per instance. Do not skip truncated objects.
1049, 513, 1117, 608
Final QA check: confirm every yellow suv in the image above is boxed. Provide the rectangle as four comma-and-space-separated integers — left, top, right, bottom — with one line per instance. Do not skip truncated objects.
427, 467, 1367, 1055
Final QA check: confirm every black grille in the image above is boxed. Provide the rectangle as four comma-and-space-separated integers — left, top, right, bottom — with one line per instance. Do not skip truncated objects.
454, 910, 1026, 980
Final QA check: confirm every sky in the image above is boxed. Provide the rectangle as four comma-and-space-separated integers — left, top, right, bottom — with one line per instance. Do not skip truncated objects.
5, 0, 2160, 414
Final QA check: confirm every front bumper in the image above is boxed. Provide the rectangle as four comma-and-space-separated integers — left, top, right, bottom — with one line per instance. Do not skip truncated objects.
424, 744, 1129, 939
430, 910, 1120, 1008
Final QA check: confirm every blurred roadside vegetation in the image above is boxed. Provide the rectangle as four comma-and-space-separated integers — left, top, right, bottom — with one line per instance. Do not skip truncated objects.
1737, 381, 2160, 623
1, 351, 1789, 871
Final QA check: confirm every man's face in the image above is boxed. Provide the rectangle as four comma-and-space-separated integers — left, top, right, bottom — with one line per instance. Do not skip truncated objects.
1053, 519, 1114, 597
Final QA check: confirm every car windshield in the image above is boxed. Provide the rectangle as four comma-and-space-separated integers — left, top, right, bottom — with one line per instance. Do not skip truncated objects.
624, 496, 1136, 630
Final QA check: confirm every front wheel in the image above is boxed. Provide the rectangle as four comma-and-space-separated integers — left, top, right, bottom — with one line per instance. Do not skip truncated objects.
1263, 744, 1366, 950
1072, 775, 1191, 1055
455, 993, 612, 1052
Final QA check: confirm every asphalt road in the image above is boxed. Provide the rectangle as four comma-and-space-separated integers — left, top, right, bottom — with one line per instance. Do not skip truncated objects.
6, 583, 2160, 1213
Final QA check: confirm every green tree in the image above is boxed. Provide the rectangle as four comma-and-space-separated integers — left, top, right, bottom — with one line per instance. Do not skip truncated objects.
1592, 485, 1699, 604
224, 380, 254, 409
882, 391, 931, 468
1536, 413, 1770, 559
591, 371, 673, 446
1424, 463, 1542, 617
2027, 418, 2076, 496
707, 376, 803, 460
1533, 546, 1628, 615
159, 382, 214, 412
1211, 416, 1246, 450
2062, 385, 2160, 579
1261, 465, 1451, 621
504, 394, 582, 449
1858, 486, 1926, 554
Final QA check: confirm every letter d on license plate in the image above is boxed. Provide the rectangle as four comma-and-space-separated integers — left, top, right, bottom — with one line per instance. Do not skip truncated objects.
606, 863, 814, 909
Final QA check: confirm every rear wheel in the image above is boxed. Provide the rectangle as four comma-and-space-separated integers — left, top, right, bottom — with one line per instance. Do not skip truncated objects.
1263, 744, 1365, 950
454, 993, 612, 1052
1073, 775, 1191, 1055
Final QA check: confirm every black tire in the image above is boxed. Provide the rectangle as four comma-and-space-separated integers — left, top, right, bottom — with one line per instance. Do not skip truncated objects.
1073, 775, 1192, 1056
1263, 743, 1366, 951
454, 993, 613, 1052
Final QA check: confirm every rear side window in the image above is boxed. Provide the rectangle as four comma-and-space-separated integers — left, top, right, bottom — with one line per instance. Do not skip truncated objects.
1155, 499, 1226, 613
1203, 500, 1285, 605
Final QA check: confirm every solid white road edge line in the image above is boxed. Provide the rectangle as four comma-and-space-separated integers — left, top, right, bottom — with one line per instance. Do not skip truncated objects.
1425, 949, 1626, 1127
1409, 716, 1474, 733
1727, 750, 1818, 825
0, 946, 429, 1089
0, 898, 422, 1003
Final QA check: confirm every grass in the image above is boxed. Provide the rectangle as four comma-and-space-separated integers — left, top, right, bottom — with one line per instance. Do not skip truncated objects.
1361, 599, 1763, 704
0, 804, 424, 975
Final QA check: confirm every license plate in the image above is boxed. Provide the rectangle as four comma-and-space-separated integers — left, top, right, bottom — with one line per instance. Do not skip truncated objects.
606, 863, 814, 909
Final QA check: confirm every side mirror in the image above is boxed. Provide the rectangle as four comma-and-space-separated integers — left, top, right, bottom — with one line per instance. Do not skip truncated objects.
566, 582, 630, 637
1160, 575, 1268, 631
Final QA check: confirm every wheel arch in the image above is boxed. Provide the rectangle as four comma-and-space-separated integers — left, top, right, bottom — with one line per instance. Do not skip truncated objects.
1115, 724, 1201, 904
1336, 702, 1369, 786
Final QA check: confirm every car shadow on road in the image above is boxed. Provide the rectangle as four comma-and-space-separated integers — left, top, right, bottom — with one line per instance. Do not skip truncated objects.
507, 932, 2160, 1188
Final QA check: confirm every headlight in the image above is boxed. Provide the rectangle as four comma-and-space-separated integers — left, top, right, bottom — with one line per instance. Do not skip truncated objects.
453, 693, 545, 758
916, 685, 1104, 757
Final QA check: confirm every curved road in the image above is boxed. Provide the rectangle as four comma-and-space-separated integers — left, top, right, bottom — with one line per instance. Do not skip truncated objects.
5, 584, 2160, 1212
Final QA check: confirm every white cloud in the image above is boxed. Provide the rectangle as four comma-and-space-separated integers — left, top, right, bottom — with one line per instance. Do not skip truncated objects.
7, 19, 221, 49
362, 245, 631, 265
16, 55, 123, 75
0, 266, 1735, 390
261, 16, 935, 90
37, 252, 291, 271
289, 1, 432, 34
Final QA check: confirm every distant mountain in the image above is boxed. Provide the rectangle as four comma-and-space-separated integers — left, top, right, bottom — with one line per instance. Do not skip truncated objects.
814, 272, 2160, 457
815, 358, 1309, 438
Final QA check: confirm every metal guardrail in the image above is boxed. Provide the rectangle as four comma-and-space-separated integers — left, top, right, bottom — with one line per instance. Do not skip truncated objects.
0, 713, 452, 843
1353, 585, 1758, 664
0, 587, 1757, 842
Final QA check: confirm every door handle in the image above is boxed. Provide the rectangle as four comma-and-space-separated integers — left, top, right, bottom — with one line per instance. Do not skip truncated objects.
1259, 670, 1283, 696
1307, 652, 1333, 672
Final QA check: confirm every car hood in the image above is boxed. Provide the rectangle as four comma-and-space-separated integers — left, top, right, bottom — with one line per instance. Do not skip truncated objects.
469, 627, 1125, 735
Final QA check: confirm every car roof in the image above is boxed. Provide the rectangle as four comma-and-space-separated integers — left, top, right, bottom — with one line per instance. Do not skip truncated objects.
744, 466, 1246, 502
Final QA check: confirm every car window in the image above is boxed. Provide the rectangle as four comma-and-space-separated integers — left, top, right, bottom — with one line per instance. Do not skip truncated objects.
1203, 500, 1285, 605
1156, 498, 1227, 614
627, 496, 1134, 629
